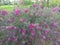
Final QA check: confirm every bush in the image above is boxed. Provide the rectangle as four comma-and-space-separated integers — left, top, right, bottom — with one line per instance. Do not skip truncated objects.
0, 4, 60, 45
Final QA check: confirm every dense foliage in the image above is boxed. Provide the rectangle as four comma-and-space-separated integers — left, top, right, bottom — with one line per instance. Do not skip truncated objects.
0, 4, 60, 45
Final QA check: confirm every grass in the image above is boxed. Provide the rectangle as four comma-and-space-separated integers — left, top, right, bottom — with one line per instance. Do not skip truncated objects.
0, 5, 31, 11
0, 5, 14, 11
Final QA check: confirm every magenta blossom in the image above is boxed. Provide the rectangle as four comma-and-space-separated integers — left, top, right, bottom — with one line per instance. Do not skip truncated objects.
29, 23, 35, 29
31, 30, 35, 36
8, 36, 14, 41
40, 3, 43, 8
33, 4, 37, 8
52, 6, 60, 12
51, 22, 58, 28
42, 35, 46, 40
25, 8, 29, 13
13, 37, 18, 42
13, 32, 17, 35
20, 18, 25, 23
45, 24, 49, 28
45, 29, 50, 34
18, 29, 21, 33
34, 23, 41, 30
8, 17, 15, 23
8, 37, 12, 41
53, 42, 58, 45
22, 29, 27, 35
6, 26, 16, 30
15, 9, 21, 16
1, 10, 7, 16
34, 23, 39, 27
6, 26, 13, 30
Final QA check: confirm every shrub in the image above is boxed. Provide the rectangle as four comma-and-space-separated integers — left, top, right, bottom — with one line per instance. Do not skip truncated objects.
0, 4, 60, 45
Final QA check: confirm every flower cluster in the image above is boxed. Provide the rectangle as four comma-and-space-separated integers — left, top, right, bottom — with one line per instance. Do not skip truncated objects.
0, 4, 60, 45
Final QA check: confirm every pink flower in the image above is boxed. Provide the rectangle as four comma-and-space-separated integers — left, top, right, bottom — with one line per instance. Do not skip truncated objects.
51, 22, 58, 28
15, 9, 21, 16
33, 4, 37, 8
1, 10, 7, 16
19, 29, 21, 33
8, 17, 14, 23
34, 23, 41, 30
45, 29, 50, 34
22, 29, 27, 38
53, 42, 58, 45
6, 26, 13, 30
7, 31, 11, 35
34, 23, 39, 27
42, 36, 46, 40
40, 3, 43, 8
52, 6, 60, 12
6, 26, 16, 30
45, 24, 49, 28
8, 37, 11, 41
13, 37, 18, 42
25, 8, 29, 13
8, 36, 14, 41
29, 23, 35, 29
31, 30, 35, 36
20, 18, 25, 23
13, 32, 16, 35
22, 29, 26, 35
